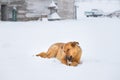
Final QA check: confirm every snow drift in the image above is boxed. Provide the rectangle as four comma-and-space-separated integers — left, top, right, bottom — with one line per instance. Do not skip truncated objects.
0, 18, 120, 80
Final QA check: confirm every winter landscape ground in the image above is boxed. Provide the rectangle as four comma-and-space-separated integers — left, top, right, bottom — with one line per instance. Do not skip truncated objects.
0, 17, 120, 80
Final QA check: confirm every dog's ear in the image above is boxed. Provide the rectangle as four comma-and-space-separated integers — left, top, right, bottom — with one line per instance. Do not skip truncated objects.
71, 41, 79, 47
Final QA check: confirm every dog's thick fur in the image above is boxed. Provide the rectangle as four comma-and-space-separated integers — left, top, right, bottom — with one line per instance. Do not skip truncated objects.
36, 41, 82, 66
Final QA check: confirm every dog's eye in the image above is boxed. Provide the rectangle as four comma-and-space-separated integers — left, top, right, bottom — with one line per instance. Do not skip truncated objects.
64, 49, 70, 53
67, 49, 70, 52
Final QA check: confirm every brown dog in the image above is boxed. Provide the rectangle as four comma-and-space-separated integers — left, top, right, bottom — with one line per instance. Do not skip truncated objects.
36, 41, 82, 66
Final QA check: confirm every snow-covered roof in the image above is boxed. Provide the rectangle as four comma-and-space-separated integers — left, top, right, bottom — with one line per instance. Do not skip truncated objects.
48, 0, 57, 8
48, 12, 61, 20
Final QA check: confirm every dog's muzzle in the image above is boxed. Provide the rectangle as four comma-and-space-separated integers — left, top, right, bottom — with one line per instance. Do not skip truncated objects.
66, 56, 73, 65
66, 56, 72, 61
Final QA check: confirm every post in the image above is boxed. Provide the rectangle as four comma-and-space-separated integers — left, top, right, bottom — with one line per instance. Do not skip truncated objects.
74, 5, 77, 20
12, 6, 17, 21
74, 0, 79, 20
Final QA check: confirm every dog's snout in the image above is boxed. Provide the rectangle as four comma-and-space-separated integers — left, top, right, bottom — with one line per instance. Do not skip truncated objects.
69, 56, 72, 60
66, 55, 72, 61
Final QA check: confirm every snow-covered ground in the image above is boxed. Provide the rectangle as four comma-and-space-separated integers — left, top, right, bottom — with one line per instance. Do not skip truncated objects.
0, 18, 120, 80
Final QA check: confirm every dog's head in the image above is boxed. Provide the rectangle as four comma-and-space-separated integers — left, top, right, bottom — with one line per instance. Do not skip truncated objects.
63, 41, 79, 65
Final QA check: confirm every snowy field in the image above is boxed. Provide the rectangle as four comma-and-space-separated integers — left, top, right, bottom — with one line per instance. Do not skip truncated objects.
0, 18, 120, 80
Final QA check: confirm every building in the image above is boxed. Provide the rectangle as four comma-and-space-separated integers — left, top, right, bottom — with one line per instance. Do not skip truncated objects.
0, 0, 75, 21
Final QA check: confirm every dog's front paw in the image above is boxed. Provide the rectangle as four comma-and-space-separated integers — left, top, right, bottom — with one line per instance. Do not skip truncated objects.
61, 59, 67, 65
69, 62, 78, 66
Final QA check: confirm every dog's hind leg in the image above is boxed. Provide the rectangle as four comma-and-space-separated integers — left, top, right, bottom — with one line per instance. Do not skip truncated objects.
46, 45, 58, 58
47, 50, 57, 58
36, 52, 47, 58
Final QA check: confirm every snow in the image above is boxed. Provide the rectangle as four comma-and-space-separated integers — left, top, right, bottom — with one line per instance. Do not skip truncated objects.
0, 0, 120, 80
48, 0, 57, 8
48, 12, 61, 20
0, 18, 120, 80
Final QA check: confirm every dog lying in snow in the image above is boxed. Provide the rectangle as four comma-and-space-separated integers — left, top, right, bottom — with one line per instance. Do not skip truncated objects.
36, 41, 82, 66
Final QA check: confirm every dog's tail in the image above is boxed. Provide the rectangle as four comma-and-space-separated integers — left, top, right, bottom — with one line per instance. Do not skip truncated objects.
36, 52, 47, 58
